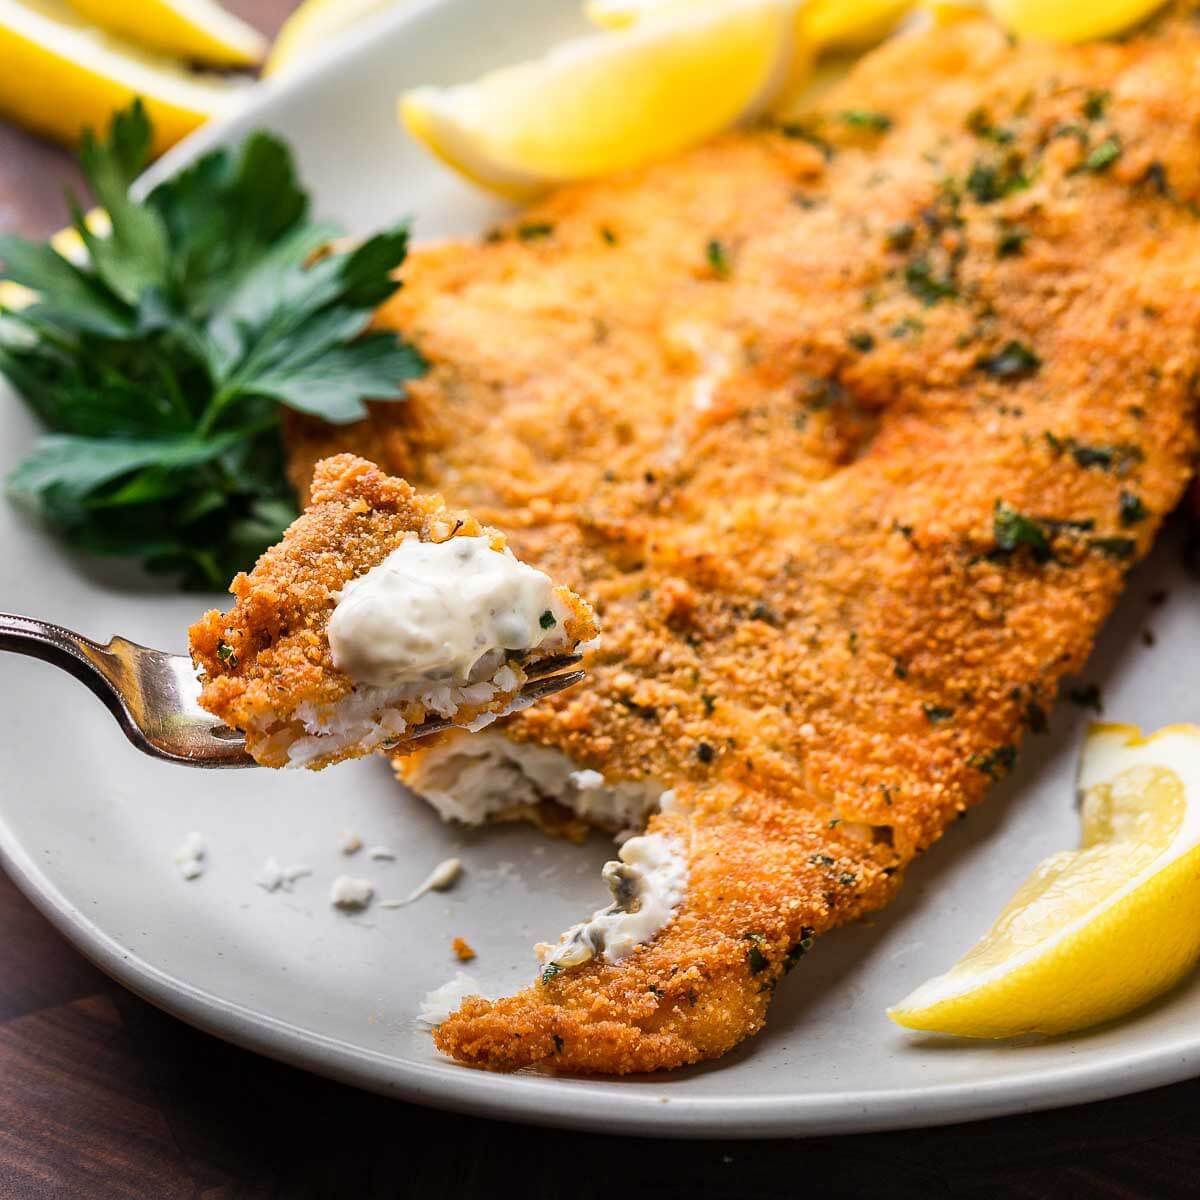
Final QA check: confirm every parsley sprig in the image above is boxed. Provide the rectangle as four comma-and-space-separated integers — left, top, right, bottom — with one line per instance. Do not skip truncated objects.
0, 103, 425, 588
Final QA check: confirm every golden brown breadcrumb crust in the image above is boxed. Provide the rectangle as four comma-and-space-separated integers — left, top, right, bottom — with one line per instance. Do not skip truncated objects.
286, 15, 1200, 1071
189, 454, 598, 768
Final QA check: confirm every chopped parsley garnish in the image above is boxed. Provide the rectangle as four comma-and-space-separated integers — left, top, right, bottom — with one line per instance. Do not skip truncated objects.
1083, 135, 1121, 173
541, 962, 563, 984
216, 641, 238, 668
750, 601, 780, 625
1071, 444, 1116, 469
1141, 161, 1172, 198
784, 927, 815, 972
965, 106, 1015, 144
992, 501, 1053, 564
0, 103, 424, 588
1074, 442, 1144, 474
976, 340, 1040, 380
885, 222, 916, 251
744, 933, 770, 975
996, 224, 1029, 258
1083, 89, 1110, 121
701, 693, 717, 714
599, 225, 618, 245
968, 745, 1017, 779
1046, 434, 1144, 476
706, 238, 732, 278
1089, 535, 1137, 560
923, 703, 955, 724
1119, 490, 1148, 526
516, 221, 555, 240
965, 156, 1029, 204
539, 610, 557, 629
904, 257, 958, 306
891, 316, 924, 339
893, 658, 909, 680
1051, 123, 1088, 144
848, 330, 875, 352
1068, 683, 1103, 712
840, 109, 892, 132
779, 123, 834, 159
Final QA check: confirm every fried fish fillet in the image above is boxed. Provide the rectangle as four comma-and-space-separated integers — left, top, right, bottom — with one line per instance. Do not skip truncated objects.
286, 12, 1200, 1071
190, 455, 597, 769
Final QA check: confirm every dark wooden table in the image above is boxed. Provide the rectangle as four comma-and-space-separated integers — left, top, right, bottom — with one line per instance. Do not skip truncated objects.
3, 4, 1200, 1196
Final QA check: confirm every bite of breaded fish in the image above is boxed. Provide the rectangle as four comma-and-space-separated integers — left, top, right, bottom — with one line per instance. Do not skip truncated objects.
286, 11, 1200, 1071
190, 455, 598, 769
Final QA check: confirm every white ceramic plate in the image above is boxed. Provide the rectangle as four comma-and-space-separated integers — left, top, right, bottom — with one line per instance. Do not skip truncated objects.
2, 0, 1199, 1139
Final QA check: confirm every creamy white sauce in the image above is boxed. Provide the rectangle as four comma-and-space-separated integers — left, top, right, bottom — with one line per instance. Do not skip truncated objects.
330, 875, 374, 910
329, 535, 564, 688
398, 856, 463, 906
537, 833, 688, 972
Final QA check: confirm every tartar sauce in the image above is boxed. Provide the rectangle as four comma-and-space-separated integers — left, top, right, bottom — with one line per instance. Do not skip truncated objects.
328, 536, 562, 688
537, 833, 688, 972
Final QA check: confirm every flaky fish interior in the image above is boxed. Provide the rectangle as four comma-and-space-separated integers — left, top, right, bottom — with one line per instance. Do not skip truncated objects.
190, 455, 598, 769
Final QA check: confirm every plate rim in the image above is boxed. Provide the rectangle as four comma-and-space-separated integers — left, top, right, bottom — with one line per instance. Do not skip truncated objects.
7, 805, 1200, 1138
4, 0, 1200, 1139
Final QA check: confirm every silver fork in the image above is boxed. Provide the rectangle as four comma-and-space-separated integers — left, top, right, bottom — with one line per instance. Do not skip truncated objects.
0, 613, 584, 768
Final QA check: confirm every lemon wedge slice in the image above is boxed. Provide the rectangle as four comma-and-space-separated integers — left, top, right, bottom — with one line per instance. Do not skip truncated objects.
65, 0, 265, 66
798, 0, 914, 50
583, 0, 674, 27
889, 723, 1200, 1038
265, 0, 401, 76
0, 0, 247, 154
984, 0, 1168, 42
399, 0, 797, 198
586, 0, 914, 52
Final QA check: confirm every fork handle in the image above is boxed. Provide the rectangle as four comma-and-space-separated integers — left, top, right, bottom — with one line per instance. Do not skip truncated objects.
0, 612, 137, 737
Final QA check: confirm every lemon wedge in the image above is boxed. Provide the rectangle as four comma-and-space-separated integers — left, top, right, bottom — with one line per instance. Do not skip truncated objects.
921, 0, 985, 27
984, 0, 1168, 42
798, 0, 914, 49
65, 0, 265, 66
583, 0, 675, 27
265, 0, 401, 76
889, 723, 1200, 1038
0, 0, 247, 154
399, 0, 797, 198
586, 0, 914, 52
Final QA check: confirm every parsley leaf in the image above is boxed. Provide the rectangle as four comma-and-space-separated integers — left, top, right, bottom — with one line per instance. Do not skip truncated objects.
706, 238, 732, 278
840, 109, 892, 132
905, 257, 958, 305
992, 500, 1053, 564
976, 340, 1040, 380
1083, 135, 1121, 173
0, 102, 425, 589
